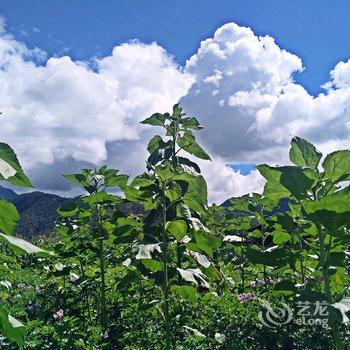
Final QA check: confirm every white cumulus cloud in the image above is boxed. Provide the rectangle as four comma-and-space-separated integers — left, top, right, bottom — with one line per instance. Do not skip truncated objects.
1, 20, 350, 203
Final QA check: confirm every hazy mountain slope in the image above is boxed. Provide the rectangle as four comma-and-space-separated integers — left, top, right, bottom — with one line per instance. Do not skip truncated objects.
8, 191, 68, 239
0, 186, 17, 200
0, 186, 144, 240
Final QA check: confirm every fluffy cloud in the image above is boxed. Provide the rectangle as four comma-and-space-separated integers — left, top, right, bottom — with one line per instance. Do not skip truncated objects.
182, 22, 350, 167
0, 27, 192, 168
1, 20, 350, 203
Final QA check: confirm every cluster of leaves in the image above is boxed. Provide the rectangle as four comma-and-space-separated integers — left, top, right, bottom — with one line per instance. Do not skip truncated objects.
0, 142, 53, 347
1, 105, 350, 350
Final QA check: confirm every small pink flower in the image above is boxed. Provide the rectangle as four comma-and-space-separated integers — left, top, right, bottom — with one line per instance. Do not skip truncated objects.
250, 278, 273, 288
236, 293, 256, 303
69, 275, 78, 283
250, 280, 258, 288
53, 309, 64, 320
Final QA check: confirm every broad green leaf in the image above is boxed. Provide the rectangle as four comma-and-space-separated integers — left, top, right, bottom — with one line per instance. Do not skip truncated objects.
165, 182, 182, 202
122, 185, 156, 210
279, 166, 315, 198
172, 103, 184, 118
142, 259, 164, 272
204, 266, 221, 280
177, 131, 211, 160
262, 181, 291, 202
83, 192, 118, 205
174, 173, 208, 215
63, 173, 91, 191
289, 136, 322, 169
155, 164, 174, 182
114, 217, 141, 244
172, 285, 197, 301
322, 150, 350, 183
104, 173, 128, 189
147, 135, 171, 154
167, 220, 187, 241
130, 175, 155, 188
186, 175, 208, 207
273, 230, 291, 244
177, 156, 201, 174
302, 187, 350, 232
193, 232, 216, 257
0, 233, 54, 255
178, 204, 209, 232
0, 308, 26, 347
181, 117, 203, 130
274, 279, 298, 293
327, 252, 345, 267
257, 164, 282, 182
147, 135, 162, 153
0, 143, 31, 187
0, 199, 19, 235
228, 195, 250, 211
141, 113, 166, 126
258, 165, 314, 199
246, 246, 292, 267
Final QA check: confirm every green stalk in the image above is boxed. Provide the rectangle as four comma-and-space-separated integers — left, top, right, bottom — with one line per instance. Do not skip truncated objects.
240, 250, 245, 293
239, 211, 245, 292
161, 184, 171, 350
299, 238, 305, 284
316, 223, 343, 350
172, 124, 182, 279
261, 235, 267, 285
97, 206, 107, 330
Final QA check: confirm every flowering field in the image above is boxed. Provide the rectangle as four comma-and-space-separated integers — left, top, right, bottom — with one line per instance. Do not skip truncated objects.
1, 104, 350, 349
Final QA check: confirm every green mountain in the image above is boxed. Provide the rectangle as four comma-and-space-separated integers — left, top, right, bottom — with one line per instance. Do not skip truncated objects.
0, 188, 68, 240
0, 186, 17, 200
0, 186, 144, 240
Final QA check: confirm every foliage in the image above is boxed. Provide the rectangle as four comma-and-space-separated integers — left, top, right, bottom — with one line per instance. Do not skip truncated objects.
1, 106, 350, 349
0, 141, 52, 347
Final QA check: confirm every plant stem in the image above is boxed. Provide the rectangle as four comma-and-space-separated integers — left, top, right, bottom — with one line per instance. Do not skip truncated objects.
261, 235, 267, 285
161, 184, 171, 350
98, 238, 106, 329
316, 223, 343, 350
240, 250, 245, 293
97, 206, 107, 330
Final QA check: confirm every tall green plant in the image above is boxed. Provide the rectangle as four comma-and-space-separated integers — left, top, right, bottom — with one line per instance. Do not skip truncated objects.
258, 136, 350, 349
57, 166, 128, 334
124, 104, 220, 348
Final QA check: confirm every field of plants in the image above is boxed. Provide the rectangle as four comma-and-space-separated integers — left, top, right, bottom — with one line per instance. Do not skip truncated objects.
1, 104, 350, 349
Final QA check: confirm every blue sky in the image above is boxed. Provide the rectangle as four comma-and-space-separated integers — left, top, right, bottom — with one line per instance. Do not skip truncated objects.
1, 0, 350, 95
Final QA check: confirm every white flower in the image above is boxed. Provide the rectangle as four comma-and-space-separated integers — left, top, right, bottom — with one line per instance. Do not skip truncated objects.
215, 332, 226, 344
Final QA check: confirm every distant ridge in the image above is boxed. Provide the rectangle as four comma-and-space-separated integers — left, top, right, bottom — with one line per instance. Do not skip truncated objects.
0, 186, 144, 240
0, 187, 68, 240
0, 186, 17, 200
